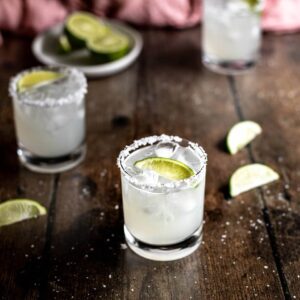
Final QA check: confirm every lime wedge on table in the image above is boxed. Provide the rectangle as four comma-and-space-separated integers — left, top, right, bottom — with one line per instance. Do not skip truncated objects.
0, 199, 46, 227
17, 71, 63, 92
227, 121, 262, 155
88, 32, 130, 63
135, 157, 195, 181
230, 164, 279, 197
65, 11, 107, 48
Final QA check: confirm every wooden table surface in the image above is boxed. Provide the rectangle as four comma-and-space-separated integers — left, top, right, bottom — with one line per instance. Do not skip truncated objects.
0, 28, 300, 300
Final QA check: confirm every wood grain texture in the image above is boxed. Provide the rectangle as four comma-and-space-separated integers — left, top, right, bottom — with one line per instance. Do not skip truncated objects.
0, 29, 299, 300
234, 34, 300, 299
0, 37, 55, 299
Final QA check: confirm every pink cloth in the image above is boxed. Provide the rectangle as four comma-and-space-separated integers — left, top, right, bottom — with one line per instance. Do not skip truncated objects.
263, 0, 300, 32
0, 0, 300, 46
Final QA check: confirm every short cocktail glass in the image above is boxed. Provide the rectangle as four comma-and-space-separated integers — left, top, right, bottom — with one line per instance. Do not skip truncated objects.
9, 66, 87, 173
117, 135, 207, 261
202, 0, 263, 74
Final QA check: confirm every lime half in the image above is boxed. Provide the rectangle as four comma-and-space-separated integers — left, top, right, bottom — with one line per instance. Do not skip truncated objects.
227, 121, 262, 155
0, 199, 46, 227
135, 157, 195, 181
17, 71, 63, 92
230, 164, 279, 197
65, 11, 107, 48
88, 32, 130, 63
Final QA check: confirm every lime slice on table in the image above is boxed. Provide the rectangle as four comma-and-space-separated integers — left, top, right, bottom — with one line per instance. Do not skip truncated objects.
230, 164, 280, 197
17, 70, 64, 92
0, 199, 46, 227
64, 11, 107, 48
135, 157, 195, 181
227, 121, 262, 155
87, 32, 130, 63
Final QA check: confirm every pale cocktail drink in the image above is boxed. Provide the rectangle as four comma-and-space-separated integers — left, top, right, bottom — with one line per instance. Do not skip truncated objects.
202, 0, 262, 74
9, 67, 87, 173
118, 135, 207, 261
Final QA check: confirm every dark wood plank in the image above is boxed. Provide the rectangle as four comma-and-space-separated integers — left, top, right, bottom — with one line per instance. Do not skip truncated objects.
136, 29, 284, 300
40, 29, 285, 299
39, 61, 138, 299
233, 33, 300, 299
0, 36, 55, 299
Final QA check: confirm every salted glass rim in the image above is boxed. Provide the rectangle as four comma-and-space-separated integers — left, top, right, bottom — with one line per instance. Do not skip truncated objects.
9, 66, 87, 107
117, 134, 207, 191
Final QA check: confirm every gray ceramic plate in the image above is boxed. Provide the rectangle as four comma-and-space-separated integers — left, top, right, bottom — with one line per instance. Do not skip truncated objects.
32, 20, 143, 78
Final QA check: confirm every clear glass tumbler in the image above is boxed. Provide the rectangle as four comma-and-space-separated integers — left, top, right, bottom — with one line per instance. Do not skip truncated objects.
202, 0, 263, 74
9, 66, 87, 173
117, 135, 207, 261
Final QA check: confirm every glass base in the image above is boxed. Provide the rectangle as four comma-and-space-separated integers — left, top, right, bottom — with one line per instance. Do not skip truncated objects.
17, 143, 86, 174
124, 225, 202, 261
203, 54, 256, 75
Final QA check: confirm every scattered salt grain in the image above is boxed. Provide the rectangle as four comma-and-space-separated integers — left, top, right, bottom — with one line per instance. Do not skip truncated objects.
100, 170, 107, 177
120, 243, 127, 250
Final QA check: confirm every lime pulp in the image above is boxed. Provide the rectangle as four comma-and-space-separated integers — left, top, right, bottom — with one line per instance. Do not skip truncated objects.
64, 11, 107, 48
230, 163, 279, 197
0, 199, 47, 227
134, 157, 195, 181
227, 121, 262, 155
87, 32, 130, 62
17, 70, 64, 92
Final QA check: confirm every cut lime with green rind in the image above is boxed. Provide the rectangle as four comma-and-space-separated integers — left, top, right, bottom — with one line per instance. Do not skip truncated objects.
17, 71, 64, 92
0, 199, 46, 227
243, 0, 260, 9
243, 0, 262, 14
230, 164, 279, 197
227, 121, 262, 155
64, 11, 108, 48
88, 32, 130, 63
58, 34, 72, 53
134, 157, 195, 181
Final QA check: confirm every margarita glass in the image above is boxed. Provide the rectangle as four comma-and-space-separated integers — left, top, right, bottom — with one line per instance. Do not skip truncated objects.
9, 66, 87, 173
202, 0, 263, 74
117, 135, 207, 261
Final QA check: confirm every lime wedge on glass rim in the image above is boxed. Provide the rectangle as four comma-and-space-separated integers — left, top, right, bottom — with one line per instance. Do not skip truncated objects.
227, 121, 262, 155
134, 157, 195, 181
17, 70, 64, 92
0, 199, 46, 227
230, 164, 279, 197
